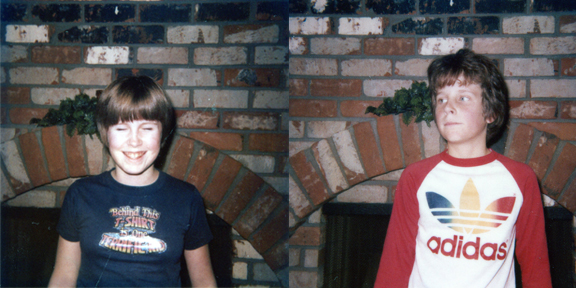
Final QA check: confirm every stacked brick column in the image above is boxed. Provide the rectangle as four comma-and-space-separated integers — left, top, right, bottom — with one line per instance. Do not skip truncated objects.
288, 0, 576, 286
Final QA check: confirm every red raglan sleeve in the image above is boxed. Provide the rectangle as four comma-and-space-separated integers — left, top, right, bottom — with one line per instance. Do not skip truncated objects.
373, 168, 420, 288
511, 163, 552, 288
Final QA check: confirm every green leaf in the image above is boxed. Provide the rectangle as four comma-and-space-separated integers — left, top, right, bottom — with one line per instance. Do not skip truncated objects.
365, 81, 432, 126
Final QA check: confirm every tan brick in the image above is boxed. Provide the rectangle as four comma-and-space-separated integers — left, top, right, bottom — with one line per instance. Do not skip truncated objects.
31, 88, 80, 105
507, 124, 534, 163
249, 133, 288, 152
303, 249, 320, 268
61, 68, 111, 85
84, 46, 129, 65
231, 155, 275, 174
1, 45, 28, 63
232, 262, 248, 279
332, 129, 367, 186
223, 112, 278, 130
337, 184, 387, 203
310, 79, 362, 97
137, 47, 188, 64
289, 99, 337, 117
289, 271, 318, 288
10, 67, 58, 85
365, 38, 415, 55
377, 115, 403, 171
503, 16, 554, 34
6, 25, 50, 43
6, 190, 56, 208
168, 68, 218, 87
289, 17, 331, 35
559, 15, 576, 33
418, 38, 465, 55
0, 140, 32, 194
527, 132, 560, 180
528, 122, 576, 141
341, 59, 392, 77
530, 37, 576, 55
338, 17, 386, 35
561, 58, 576, 76
255, 46, 288, 64
307, 121, 349, 138
364, 79, 413, 97
193, 89, 248, 108
395, 59, 433, 76
193, 47, 247, 65
253, 90, 289, 109
340, 100, 382, 117
312, 139, 348, 193
310, 37, 361, 55
509, 101, 557, 119
504, 58, 556, 76
9, 108, 48, 124
176, 110, 218, 129
289, 58, 338, 76
506, 80, 526, 98
289, 121, 305, 138
166, 25, 219, 44
289, 78, 308, 96
2, 169, 16, 201
290, 151, 330, 205
233, 239, 263, 259
289, 247, 301, 266
543, 143, 576, 199
189, 132, 243, 151
560, 101, 576, 119
1, 87, 30, 104
165, 89, 189, 108
530, 79, 576, 98
472, 38, 524, 54
289, 37, 308, 55
32, 46, 81, 64
224, 24, 279, 43
289, 175, 314, 219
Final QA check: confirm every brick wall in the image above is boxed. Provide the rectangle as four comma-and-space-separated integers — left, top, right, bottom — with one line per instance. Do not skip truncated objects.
1, 1, 288, 287
288, 0, 576, 287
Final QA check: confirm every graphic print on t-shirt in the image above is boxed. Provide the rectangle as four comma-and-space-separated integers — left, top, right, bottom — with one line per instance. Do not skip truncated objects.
99, 206, 167, 254
426, 178, 516, 234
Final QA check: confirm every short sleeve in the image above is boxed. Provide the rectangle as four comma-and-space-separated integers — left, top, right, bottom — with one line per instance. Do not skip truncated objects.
183, 188, 213, 250
56, 184, 81, 242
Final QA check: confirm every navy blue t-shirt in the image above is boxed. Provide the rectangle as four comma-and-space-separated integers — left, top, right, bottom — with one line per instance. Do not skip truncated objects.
57, 170, 213, 287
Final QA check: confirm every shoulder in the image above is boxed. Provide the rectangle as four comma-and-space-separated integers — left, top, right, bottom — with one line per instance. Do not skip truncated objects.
495, 153, 536, 179
160, 172, 202, 197
402, 152, 444, 176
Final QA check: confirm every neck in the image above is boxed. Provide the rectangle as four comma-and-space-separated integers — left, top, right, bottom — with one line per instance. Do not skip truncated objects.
112, 167, 159, 186
446, 144, 491, 159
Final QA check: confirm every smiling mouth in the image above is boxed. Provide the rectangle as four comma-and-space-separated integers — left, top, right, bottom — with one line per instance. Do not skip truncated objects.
124, 151, 146, 159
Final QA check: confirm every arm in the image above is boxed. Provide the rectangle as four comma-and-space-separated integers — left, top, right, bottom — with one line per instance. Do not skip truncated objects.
373, 170, 420, 288
515, 170, 552, 288
185, 244, 217, 288
48, 236, 81, 288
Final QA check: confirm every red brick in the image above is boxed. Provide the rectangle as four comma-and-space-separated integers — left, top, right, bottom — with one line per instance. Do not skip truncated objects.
262, 239, 288, 271
189, 132, 243, 151
400, 120, 422, 166
235, 187, 283, 239
289, 226, 321, 246
18, 132, 50, 187
166, 137, 195, 180
558, 179, 576, 213
64, 131, 87, 178
507, 124, 534, 163
289, 99, 337, 117
1, 87, 30, 104
249, 133, 288, 152
561, 58, 576, 76
215, 170, 264, 224
289, 151, 330, 205
354, 122, 386, 178
364, 38, 415, 55
543, 143, 576, 199
31, 46, 82, 64
186, 145, 219, 191
528, 122, 576, 141
528, 132, 560, 181
9, 108, 48, 125
377, 115, 403, 171
560, 101, 576, 119
176, 110, 219, 129
249, 207, 287, 253
201, 156, 242, 211
509, 101, 557, 119
340, 100, 382, 118
289, 79, 308, 96
41, 126, 67, 181
224, 68, 280, 87
309, 79, 362, 97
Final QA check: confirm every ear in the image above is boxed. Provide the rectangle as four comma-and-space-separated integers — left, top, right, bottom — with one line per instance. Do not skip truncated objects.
485, 115, 495, 124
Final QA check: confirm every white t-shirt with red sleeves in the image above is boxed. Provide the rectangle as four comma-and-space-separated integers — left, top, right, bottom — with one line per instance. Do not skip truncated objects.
374, 150, 552, 288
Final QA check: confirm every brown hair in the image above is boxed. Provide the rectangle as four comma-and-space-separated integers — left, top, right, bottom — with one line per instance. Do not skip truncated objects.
96, 76, 175, 146
427, 48, 509, 142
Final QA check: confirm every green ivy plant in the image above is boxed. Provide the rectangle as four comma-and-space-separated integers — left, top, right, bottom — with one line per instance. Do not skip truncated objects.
30, 93, 99, 137
365, 81, 434, 126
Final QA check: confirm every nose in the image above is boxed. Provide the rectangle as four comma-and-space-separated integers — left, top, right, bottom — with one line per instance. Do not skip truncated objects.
443, 99, 456, 114
128, 130, 143, 146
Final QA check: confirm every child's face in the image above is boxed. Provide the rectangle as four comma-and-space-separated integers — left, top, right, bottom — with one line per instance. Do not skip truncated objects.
434, 76, 492, 152
107, 119, 162, 185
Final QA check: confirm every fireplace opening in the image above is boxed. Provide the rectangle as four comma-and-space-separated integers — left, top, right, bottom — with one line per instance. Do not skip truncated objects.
1, 206, 233, 287
323, 202, 574, 288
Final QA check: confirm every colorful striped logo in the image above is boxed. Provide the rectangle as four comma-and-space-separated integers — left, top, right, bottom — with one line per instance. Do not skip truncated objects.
426, 178, 515, 234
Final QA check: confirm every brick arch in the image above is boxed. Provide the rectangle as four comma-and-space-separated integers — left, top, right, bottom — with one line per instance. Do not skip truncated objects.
289, 116, 576, 229
0, 126, 288, 283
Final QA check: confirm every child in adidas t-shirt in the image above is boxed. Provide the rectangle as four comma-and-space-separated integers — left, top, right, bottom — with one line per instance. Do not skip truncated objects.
374, 49, 552, 288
